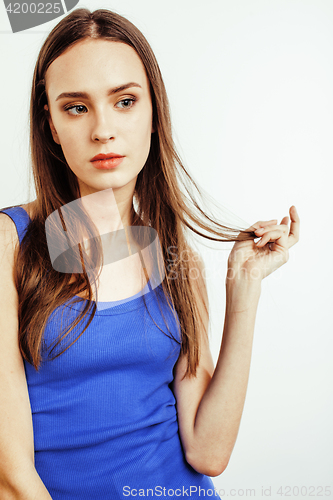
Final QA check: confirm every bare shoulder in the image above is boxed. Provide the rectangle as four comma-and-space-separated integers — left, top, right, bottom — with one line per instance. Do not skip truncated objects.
0, 200, 37, 257
0, 213, 20, 316
0, 211, 20, 255
0, 199, 36, 236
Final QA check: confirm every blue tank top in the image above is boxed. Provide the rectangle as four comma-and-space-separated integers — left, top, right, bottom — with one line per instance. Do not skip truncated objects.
0, 206, 221, 499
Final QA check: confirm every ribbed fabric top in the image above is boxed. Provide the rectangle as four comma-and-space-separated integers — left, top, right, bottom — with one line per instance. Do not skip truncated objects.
0, 206, 221, 500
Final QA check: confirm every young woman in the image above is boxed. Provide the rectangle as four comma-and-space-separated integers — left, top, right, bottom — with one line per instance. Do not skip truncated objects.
0, 8, 300, 500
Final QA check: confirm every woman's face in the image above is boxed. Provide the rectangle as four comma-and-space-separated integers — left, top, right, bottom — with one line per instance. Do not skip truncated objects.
44, 38, 154, 199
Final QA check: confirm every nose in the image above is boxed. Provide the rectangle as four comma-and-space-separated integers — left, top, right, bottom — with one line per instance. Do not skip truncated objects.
91, 109, 116, 142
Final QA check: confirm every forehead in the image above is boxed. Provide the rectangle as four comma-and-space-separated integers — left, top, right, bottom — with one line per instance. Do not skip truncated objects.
45, 39, 149, 96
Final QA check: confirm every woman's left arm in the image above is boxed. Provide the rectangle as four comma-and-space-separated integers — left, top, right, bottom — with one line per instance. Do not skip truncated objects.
172, 206, 300, 477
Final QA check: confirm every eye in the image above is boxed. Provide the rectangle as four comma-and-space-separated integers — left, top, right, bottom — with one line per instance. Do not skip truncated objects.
115, 98, 137, 109
64, 105, 88, 116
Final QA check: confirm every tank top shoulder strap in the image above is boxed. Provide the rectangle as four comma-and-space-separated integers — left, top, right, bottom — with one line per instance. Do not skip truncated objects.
0, 205, 31, 246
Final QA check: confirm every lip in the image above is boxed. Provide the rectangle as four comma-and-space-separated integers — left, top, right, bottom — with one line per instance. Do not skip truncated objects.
90, 152, 124, 162
91, 157, 124, 170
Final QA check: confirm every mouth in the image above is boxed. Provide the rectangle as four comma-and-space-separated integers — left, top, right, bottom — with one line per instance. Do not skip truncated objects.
90, 154, 125, 170
90, 152, 124, 162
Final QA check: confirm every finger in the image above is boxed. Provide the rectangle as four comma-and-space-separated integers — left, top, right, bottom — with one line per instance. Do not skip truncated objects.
255, 224, 289, 235
288, 206, 300, 246
256, 229, 289, 247
257, 219, 278, 228
248, 219, 278, 232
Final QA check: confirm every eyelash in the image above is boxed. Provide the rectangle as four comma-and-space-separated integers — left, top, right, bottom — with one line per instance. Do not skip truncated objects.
63, 97, 137, 116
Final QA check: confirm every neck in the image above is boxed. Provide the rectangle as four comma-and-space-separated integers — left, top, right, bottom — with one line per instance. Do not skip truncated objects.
78, 187, 135, 234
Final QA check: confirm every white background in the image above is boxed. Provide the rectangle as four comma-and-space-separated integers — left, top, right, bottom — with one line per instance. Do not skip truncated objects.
0, 0, 332, 497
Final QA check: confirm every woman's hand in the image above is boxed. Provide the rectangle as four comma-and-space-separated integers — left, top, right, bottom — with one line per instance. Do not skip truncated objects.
227, 205, 300, 284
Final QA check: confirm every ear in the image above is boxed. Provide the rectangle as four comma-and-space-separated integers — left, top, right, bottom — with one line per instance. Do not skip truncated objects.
44, 104, 60, 145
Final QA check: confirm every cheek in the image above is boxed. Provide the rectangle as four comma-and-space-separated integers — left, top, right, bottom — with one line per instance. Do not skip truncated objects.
128, 110, 153, 144
54, 126, 84, 169
57, 125, 84, 153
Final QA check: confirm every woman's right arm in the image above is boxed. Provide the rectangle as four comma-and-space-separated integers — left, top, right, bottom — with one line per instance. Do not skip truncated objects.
0, 214, 52, 499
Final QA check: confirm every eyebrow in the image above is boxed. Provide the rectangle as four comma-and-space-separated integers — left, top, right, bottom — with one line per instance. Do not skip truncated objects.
55, 82, 142, 101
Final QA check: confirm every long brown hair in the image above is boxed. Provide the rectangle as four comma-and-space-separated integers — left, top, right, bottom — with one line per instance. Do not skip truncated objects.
8, 8, 256, 377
